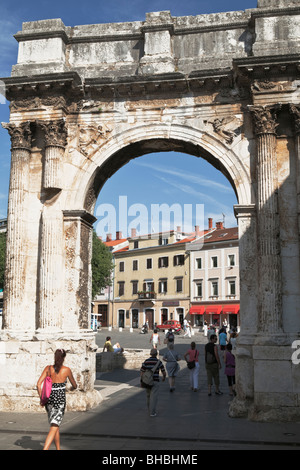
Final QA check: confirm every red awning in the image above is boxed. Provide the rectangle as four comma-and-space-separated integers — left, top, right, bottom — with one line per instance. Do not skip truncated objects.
205, 305, 222, 315
222, 304, 240, 314
189, 306, 205, 315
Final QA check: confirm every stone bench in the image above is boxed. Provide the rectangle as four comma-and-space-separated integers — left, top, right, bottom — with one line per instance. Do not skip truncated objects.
96, 348, 151, 372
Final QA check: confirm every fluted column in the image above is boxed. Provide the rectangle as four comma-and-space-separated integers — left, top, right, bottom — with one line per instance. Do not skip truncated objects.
249, 105, 282, 335
39, 119, 67, 190
38, 207, 64, 331
289, 104, 300, 239
37, 119, 67, 334
1, 122, 32, 331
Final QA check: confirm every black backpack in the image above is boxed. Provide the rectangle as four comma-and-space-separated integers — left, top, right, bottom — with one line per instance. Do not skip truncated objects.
167, 331, 174, 341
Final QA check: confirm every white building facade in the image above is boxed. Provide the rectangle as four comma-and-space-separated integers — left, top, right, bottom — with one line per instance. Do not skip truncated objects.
188, 224, 240, 331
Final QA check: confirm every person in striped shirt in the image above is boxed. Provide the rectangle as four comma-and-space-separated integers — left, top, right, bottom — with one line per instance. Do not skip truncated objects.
140, 349, 166, 417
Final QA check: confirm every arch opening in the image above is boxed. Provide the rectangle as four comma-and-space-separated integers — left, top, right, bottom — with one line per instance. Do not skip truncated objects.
82, 136, 249, 215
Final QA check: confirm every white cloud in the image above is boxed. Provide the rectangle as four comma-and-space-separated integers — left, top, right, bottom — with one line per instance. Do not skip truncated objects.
135, 160, 232, 193
153, 173, 233, 212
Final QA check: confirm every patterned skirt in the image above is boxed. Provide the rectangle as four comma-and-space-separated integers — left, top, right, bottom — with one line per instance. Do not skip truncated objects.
45, 383, 66, 427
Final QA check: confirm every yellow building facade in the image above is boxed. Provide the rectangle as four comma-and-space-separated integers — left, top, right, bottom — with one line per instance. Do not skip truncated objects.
112, 231, 194, 329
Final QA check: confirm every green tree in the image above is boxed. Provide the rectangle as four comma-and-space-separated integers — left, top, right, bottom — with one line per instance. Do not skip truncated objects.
91, 230, 114, 299
0, 233, 6, 291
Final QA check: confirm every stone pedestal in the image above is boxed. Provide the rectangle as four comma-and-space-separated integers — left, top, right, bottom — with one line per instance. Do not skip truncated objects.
0, 332, 101, 412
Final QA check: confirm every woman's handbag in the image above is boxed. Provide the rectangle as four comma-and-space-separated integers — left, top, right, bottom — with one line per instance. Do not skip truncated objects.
187, 361, 195, 369
187, 350, 198, 369
40, 366, 52, 406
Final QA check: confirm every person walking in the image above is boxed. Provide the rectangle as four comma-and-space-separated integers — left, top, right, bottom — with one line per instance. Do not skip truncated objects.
150, 329, 161, 349
219, 328, 228, 353
183, 321, 192, 338
184, 341, 200, 392
205, 334, 223, 396
207, 325, 216, 340
37, 349, 77, 450
224, 343, 236, 396
140, 348, 166, 417
229, 328, 238, 350
164, 328, 175, 346
162, 343, 181, 392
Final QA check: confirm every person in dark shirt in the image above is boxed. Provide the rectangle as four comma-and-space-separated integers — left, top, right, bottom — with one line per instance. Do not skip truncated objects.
140, 348, 166, 417
205, 334, 223, 396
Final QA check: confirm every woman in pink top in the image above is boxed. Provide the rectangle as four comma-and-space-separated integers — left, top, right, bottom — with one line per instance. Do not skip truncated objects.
224, 343, 236, 396
184, 342, 200, 392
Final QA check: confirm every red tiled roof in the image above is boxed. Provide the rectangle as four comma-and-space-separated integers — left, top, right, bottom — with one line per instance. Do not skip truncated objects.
103, 238, 128, 247
113, 246, 129, 253
174, 236, 197, 244
203, 227, 238, 243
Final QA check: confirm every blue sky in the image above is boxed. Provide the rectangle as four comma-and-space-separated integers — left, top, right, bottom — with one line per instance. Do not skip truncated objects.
0, 0, 257, 238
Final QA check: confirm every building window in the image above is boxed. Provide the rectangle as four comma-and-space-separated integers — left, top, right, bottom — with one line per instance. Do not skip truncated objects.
229, 280, 236, 295
158, 279, 168, 294
211, 280, 218, 296
211, 256, 218, 268
119, 261, 125, 272
158, 256, 169, 268
161, 308, 168, 323
176, 278, 183, 292
133, 260, 138, 271
132, 281, 138, 295
159, 236, 169, 245
118, 309, 125, 328
146, 258, 152, 269
196, 282, 202, 297
228, 254, 235, 266
118, 282, 125, 296
174, 254, 184, 266
134, 240, 139, 249
196, 258, 202, 269
143, 281, 154, 292
131, 309, 139, 328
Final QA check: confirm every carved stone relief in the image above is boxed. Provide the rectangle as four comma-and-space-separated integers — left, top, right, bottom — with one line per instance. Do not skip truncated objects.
78, 123, 112, 158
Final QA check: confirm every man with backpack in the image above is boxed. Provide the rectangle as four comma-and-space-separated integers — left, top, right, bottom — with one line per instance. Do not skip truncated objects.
140, 349, 166, 417
164, 328, 175, 346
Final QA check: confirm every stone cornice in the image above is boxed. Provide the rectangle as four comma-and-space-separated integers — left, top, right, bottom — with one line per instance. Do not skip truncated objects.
1, 69, 234, 101
251, 5, 300, 18
2, 55, 300, 103
14, 29, 69, 44
234, 54, 300, 78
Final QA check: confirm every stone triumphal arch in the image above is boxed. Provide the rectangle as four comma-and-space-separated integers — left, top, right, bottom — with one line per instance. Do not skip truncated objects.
1, 0, 300, 420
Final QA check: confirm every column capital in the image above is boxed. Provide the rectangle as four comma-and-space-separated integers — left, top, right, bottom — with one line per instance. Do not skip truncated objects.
234, 204, 256, 219
1, 121, 32, 150
248, 104, 281, 136
38, 118, 67, 148
63, 210, 97, 228
289, 103, 300, 135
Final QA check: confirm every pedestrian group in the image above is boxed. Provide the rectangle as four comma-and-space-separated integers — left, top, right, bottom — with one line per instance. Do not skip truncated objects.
36, 325, 238, 450
140, 326, 237, 417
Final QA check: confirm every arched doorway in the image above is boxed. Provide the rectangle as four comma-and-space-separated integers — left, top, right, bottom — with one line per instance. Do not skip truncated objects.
2, 5, 300, 419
